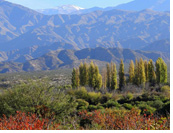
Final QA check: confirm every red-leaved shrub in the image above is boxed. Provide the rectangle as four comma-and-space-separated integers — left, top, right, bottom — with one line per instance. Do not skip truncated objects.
0, 111, 59, 130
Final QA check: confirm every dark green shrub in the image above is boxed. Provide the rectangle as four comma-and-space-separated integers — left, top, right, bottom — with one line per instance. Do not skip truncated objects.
152, 100, 163, 109
80, 118, 92, 128
141, 93, 153, 101
100, 93, 112, 104
88, 105, 97, 111
103, 100, 121, 108
97, 105, 104, 109
126, 93, 133, 100
119, 93, 134, 104
159, 95, 169, 103
78, 106, 88, 110
138, 102, 156, 115
123, 103, 133, 110
76, 99, 89, 110
158, 101, 170, 116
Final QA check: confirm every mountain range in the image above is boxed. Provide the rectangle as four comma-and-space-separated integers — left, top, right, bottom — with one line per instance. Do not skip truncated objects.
36, 0, 170, 15
0, 0, 170, 73
0, 47, 169, 73
0, 39, 169, 63
0, 0, 170, 52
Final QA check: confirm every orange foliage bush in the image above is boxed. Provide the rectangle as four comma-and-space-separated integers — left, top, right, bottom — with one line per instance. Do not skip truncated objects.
0, 111, 59, 130
79, 108, 170, 130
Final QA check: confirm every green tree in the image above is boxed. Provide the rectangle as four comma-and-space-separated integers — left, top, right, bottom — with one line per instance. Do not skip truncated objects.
111, 63, 117, 90
144, 60, 148, 82
88, 61, 95, 88
102, 68, 107, 89
152, 70, 156, 86
72, 68, 77, 88
79, 62, 88, 86
155, 58, 167, 84
106, 63, 111, 89
79, 62, 84, 86
83, 62, 89, 86
76, 68, 80, 88
128, 60, 135, 83
138, 58, 146, 86
148, 59, 156, 85
93, 65, 102, 90
133, 59, 140, 85
94, 66, 102, 89
88, 62, 102, 90
119, 59, 126, 89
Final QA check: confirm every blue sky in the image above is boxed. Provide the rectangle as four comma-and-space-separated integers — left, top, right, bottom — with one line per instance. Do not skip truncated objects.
6, 0, 133, 9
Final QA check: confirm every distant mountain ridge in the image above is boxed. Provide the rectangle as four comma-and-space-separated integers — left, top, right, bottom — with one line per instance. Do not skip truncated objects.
36, 0, 170, 15
0, 42, 77, 63
0, 39, 169, 63
142, 39, 170, 53
115, 0, 170, 12
0, 47, 169, 73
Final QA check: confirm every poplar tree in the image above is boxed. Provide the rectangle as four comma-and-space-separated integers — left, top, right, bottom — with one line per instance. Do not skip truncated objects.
134, 59, 139, 85
71, 68, 77, 88
152, 70, 157, 86
88, 62, 102, 90
79, 62, 88, 86
94, 65, 102, 90
106, 63, 111, 89
144, 60, 148, 82
111, 62, 114, 74
76, 68, 80, 88
88, 61, 95, 88
148, 59, 156, 85
155, 58, 167, 84
111, 63, 117, 90
79, 63, 84, 86
138, 58, 146, 86
128, 60, 135, 83
102, 68, 107, 89
119, 59, 126, 89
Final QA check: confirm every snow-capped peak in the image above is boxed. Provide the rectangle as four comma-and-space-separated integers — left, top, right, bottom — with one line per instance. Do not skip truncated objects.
53, 5, 84, 10
37, 5, 85, 15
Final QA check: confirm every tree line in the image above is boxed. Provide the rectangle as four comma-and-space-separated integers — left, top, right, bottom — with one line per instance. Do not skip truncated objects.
71, 57, 167, 90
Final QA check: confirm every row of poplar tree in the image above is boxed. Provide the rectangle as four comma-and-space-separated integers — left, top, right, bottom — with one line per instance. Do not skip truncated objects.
71, 57, 167, 90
